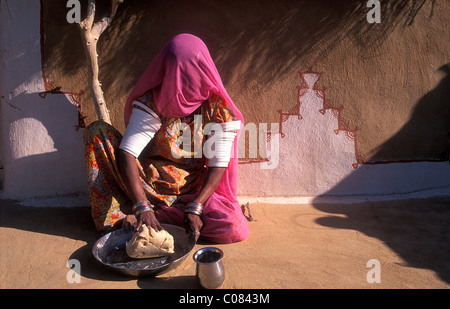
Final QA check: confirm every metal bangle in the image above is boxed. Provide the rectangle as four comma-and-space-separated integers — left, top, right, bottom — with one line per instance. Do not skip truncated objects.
132, 200, 153, 210
135, 206, 154, 216
185, 202, 203, 216
132, 200, 154, 216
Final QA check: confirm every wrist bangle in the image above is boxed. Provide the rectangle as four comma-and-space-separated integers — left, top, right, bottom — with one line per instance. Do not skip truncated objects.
185, 202, 203, 216
132, 200, 154, 216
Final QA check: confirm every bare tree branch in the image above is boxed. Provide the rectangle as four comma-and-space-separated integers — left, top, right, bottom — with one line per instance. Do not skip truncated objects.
79, 0, 95, 31
79, 0, 124, 124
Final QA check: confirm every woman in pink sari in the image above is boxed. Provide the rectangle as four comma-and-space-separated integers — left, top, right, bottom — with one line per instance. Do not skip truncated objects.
83, 34, 249, 244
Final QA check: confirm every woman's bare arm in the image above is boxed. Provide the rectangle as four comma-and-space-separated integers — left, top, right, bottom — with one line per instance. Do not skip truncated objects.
193, 167, 226, 204
117, 149, 162, 231
184, 167, 226, 240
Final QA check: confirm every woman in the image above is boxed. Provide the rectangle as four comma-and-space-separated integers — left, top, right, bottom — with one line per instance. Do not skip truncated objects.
83, 34, 249, 244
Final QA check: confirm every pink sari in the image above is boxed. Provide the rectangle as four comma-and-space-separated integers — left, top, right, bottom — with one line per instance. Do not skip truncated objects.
124, 34, 248, 243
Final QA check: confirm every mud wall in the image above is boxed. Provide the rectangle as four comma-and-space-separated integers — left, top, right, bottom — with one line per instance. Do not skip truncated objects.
1, 0, 449, 199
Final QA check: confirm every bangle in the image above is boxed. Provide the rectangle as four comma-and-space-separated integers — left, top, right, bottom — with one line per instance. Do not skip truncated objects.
185, 202, 203, 216
132, 200, 154, 216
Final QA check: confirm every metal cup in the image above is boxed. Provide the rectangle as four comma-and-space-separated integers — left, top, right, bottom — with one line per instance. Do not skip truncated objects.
193, 247, 225, 289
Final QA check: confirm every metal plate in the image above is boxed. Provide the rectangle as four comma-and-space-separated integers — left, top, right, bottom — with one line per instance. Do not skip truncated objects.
92, 224, 195, 277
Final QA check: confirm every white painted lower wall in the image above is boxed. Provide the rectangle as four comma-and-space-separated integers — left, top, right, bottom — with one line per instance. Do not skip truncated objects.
237, 72, 450, 198
0, 0, 87, 200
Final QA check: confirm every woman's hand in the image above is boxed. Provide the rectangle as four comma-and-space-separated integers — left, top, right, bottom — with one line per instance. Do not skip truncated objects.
181, 167, 225, 242
136, 210, 163, 232
184, 213, 203, 242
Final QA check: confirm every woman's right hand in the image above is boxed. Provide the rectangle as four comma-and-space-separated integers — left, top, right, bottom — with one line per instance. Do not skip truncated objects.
136, 210, 163, 232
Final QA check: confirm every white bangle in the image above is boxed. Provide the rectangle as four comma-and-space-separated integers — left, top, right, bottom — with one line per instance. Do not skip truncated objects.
119, 101, 162, 158
204, 121, 241, 167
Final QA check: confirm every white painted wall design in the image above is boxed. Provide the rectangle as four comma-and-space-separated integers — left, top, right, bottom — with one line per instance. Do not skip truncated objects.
237, 70, 450, 198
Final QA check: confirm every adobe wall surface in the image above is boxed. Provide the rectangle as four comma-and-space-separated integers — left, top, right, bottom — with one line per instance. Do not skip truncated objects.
1, 0, 449, 199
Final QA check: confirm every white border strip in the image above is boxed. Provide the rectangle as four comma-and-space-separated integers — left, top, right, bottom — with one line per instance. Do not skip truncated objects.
4, 186, 449, 208
238, 186, 450, 205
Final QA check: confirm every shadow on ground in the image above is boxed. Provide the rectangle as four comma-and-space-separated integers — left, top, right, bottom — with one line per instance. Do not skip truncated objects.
68, 241, 201, 287
313, 196, 450, 284
311, 63, 450, 284
0, 198, 204, 287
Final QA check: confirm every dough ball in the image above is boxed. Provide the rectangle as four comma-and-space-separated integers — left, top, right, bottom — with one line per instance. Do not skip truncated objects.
126, 224, 174, 259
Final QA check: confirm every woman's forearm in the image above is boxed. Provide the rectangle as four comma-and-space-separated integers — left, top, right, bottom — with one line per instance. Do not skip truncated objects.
193, 167, 226, 205
118, 149, 225, 207
117, 149, 147, 204
118, 149, 163, 231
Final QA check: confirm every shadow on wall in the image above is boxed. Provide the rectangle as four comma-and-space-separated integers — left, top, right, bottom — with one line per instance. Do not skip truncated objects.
42, 0, 437, 129
95, 0, 438, 87
311, 65, 450, 284
370, 64, 450, 162
3, 91, 86, 197
318, 64, 450, 195
212, 0, 438, 87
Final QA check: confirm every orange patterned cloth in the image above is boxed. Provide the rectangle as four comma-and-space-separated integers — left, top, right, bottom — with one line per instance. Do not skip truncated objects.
83, 95, 236, 231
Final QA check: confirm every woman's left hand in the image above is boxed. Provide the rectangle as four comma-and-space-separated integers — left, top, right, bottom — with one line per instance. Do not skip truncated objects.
184, 213, 203, 242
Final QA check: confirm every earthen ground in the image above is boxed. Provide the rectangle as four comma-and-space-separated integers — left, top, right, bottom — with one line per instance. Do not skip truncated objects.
1, 196, 449, 289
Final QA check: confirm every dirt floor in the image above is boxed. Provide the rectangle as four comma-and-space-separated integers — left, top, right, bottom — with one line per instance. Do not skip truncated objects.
0, 196, 449, 289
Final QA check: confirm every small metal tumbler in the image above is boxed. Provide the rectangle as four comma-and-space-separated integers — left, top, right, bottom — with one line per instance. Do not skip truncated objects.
193, 247, 225, 289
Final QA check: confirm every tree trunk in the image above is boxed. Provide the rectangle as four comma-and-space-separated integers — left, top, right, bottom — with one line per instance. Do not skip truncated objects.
79, 0, 123, 125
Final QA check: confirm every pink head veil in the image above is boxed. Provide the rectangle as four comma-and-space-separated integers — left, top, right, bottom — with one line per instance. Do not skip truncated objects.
124, 33, 243, 204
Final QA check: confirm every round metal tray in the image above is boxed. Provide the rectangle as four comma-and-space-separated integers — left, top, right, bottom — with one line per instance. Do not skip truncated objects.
92, 224, 195, 277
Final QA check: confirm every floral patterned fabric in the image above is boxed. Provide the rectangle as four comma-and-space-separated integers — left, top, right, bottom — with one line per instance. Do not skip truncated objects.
83, 94, 237, 231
